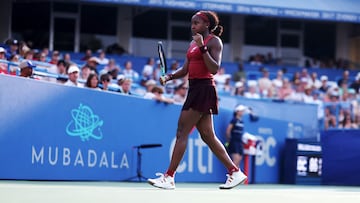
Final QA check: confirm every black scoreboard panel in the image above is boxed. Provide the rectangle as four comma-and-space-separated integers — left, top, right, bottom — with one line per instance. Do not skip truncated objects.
282, 139, 322, 185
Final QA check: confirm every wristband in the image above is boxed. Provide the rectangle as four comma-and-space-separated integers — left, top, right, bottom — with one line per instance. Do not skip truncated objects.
199, 45, 208, 54
167, 74, 174, 80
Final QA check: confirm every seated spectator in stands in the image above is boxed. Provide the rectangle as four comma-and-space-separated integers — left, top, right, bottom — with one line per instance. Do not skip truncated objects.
41, 47, 50, 62
38, 52, 47, 63
265, 52, 276, 65
231, 62, 246, 82
143, 79, 157, 94
23, 50, 34, 60
0, 47, 8, 74
64, 64, 83, 87
56, 59, 69, 84
141, 57, 155, 85
244, 81, 260, 99
277, 78, 293, 100
249, 53, 263, 66
5, 39, 19, 60
257, 68, 273, 98
152, 60, 161, 81
307, 72, 321, 89
86, 57, 100, 74
337, 70, 350, 87
214, 67, 231, 91
63, 53, 72, 64
324, 106, 337, 130
272, 70, 284, 90
119, 78, 133, 95
292, 71, 301, 87
338, 113, 358, 129
144, 85, 174, 104
49, 50, 60, 65
81, 49, 92, 61
80, 64, 92, 82
287, 84, 305, 102
18, 60, 36, 78
303, 85, 314, 103
319, 75, 330, 94
85, 73, 101, 90
8, 54, 20, 75
232, 81, 245, 97
122, 60, 139, 82
349, 73, 360, 94
173, 82, 188, 105
97, 50, 109, 65
100, 73, 111, 91
99, 58, 121, 78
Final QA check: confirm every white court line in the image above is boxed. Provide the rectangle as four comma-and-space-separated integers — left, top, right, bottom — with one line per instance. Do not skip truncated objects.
0, 181, 359, 203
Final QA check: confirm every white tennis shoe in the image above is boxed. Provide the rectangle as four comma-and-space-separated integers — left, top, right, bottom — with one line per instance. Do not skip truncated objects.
147, 173, 175, 190
219, 170, 247, 189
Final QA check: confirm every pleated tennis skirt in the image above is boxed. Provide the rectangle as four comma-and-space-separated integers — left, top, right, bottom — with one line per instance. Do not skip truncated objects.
182, 78, 219, 114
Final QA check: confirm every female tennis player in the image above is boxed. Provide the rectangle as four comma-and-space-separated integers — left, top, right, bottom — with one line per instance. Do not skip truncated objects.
148, 10, 247, 190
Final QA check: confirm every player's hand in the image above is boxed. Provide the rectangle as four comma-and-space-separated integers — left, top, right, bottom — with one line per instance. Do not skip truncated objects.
192, 33, 204, 47
159, 75, 169, 86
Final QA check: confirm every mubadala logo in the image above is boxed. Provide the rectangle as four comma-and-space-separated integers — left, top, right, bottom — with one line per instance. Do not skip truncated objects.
66, 103, 103, 141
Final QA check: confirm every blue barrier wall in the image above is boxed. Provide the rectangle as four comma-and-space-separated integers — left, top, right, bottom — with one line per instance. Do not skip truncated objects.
321, 130, 360, 186
0, 74, 309, 183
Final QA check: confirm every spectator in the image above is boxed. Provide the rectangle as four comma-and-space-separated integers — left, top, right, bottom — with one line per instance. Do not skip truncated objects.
8, 54, 20, 75
152, 60, 162, 82
141, 57, 155, 85
80, 64, 92, 82
86, 57, 100, 74
49, 50, 60, 65
233, 81, 245, 97
319, 75, 330, 94
307, 72, 321, 89
173, 82, 188, 104
97, 50, 109, 65
122, 60, 139, 82
81, 49, 92, 61
119, 78, 133, 95
244, 81, 260, 99
99, 58, 121, 78
144, 85, 174, 104
56, 59, 69, 84
349, 73, 360, 94
64, 64, 82, 87
5, 39, 19, 60
337, 70, 350, 87
272, 69, 284, 89
63, 53, 72, 64
338, 113, 358, 129
0, 47, 8, 74
257, 68, 273, 98
85, 73, 101, 90
324, 106, 337, 130
100, 73, 111, 91
231, 62, 246, 82
277, 78, 293, 100
19, 60, 36, 78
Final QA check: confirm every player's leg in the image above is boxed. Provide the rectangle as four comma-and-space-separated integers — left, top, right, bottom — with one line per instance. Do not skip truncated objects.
148, 108, 201, 189
196, 114, 247, 189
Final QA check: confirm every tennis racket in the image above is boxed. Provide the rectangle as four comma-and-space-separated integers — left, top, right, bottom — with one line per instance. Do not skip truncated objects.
157, 41, 168, 77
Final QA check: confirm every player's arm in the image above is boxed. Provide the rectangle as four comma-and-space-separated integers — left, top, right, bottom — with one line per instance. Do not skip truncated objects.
160, 58, 189, 85
203, 37, 222, 74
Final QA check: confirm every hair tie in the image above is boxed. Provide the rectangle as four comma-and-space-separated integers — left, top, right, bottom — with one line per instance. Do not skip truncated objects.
195, 11, 209, 22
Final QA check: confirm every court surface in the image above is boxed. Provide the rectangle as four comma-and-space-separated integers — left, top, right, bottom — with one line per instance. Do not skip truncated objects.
1, 180, 359, 203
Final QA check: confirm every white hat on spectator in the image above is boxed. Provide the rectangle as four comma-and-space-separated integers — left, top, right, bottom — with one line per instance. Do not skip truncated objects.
67, 64, 80, 74
117, 74, 125, 81
145, 79, 157, 86
320, 75, 328, 81
235, 105, 247, 112
19, 60, 36, 69
235, 81, 243, 88
88, 56, 100, 64
356, 73, 360, 81
0, 47, 6, 53
247, 80, 257, 87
